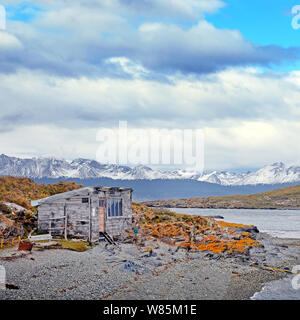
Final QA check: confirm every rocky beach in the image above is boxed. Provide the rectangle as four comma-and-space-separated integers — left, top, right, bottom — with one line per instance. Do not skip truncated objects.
0, 231, 299, 300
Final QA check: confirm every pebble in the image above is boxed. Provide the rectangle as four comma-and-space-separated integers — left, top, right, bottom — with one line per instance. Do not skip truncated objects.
0, 234, 299, 300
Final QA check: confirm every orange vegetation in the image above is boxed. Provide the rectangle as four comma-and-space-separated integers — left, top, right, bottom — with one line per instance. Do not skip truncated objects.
133, 203, 260, 255
217, 221, 252, 228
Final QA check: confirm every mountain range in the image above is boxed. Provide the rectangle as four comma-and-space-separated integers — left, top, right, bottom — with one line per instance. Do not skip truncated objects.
0, 154, 300, 186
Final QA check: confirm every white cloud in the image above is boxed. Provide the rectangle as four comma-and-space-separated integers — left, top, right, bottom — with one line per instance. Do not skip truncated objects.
204, 121, 300, 170
1, 67, 300, 128
2, 0, 225, 19
1, 1, 297, 77
0, 1, 299, 170
0, 30, 22, 49
104, 57, 149, 78
0, 125, 98, 160
0, 67, 300, 169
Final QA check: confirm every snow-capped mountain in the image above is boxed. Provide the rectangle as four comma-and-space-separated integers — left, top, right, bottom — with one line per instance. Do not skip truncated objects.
0, 154, 178, 180
237, 162, 300, 185
197, 162, 300, 186
0, 154, 300, 186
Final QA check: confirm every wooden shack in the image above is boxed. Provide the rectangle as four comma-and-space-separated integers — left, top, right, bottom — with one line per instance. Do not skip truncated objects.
31, 186, 133, 242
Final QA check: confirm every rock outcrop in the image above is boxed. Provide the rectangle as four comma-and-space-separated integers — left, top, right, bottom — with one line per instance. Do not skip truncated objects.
0, 215, 24, 239
130, 203, 261, 256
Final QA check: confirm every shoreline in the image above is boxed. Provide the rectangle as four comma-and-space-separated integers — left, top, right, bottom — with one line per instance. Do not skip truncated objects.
226, 232, 300, 300
165, 206, 300, 211
0, 232, 299, 300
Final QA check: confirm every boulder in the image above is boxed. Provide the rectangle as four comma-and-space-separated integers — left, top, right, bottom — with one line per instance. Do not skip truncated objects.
4, 202, 28, 214
235, 226, 259, 234
1, 202, 36, 235
120, 261, 143, 274
0, 203, 12, 214
0, 215, 24, 239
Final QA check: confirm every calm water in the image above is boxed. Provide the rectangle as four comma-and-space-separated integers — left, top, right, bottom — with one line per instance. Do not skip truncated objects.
169, 208, 300, 300
169, 208, 300, 239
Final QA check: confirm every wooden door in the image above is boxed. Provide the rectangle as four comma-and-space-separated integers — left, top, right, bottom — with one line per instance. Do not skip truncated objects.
98, 198, 106, 232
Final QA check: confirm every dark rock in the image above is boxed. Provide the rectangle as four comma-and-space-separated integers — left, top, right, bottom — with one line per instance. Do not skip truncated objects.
120, 261, 148, 274
208, 215, 224, 219
106, 257, 126, 263
233, 236, 241, 241
151, 251, 157, 257
168, 246, 179, 255
6, 284, 19, 290
150, 258, 162, 267
236, 226, 259, 234
204, 253, 222, 260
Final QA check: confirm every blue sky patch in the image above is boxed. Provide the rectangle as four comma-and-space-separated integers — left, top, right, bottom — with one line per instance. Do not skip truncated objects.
6, 2, 44, 23
207, 0, 300, 48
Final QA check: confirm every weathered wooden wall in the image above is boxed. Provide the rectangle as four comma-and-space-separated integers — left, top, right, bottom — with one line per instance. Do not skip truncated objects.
38, 201, 91, 239
105, 189, 132, 235
37, 188, 132, 242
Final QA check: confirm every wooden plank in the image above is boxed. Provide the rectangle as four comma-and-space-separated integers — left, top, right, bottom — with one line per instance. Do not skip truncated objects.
98, 198, 106, 232
64, 204, 67, 240
28, 234, 53, 241
40, 216, 66, 221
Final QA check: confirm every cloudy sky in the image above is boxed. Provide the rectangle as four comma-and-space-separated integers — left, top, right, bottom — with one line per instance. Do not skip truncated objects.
0, 0, 300, 171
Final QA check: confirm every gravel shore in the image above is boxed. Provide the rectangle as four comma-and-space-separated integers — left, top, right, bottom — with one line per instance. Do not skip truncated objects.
0, 233, 299, 300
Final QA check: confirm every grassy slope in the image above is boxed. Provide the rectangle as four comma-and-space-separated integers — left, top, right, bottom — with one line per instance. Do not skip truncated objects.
0, 176, 83, 210
142, 184, 300, 209
0, 177, 83, 236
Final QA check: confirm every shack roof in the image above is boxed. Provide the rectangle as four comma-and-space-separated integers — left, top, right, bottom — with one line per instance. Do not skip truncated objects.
31, 186, 133, 207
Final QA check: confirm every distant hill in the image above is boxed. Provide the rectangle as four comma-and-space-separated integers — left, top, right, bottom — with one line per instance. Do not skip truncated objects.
142, 185, 300, 209
33, 177, 300, 201
1, 176, 300, 208
0, 176, 82, 209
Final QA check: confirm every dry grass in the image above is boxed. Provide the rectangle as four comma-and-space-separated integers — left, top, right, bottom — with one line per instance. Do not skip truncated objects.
58, 240, 89, 252
32, 240, 89, 252
132, 202, 260, 255
0, 242, 15, 250
0, 176, 82, 210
